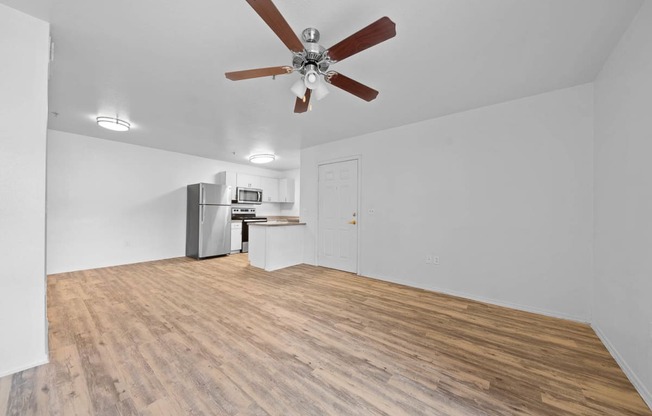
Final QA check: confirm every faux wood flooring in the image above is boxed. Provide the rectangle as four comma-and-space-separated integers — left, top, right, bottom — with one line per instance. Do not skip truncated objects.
1, 254, 650, 415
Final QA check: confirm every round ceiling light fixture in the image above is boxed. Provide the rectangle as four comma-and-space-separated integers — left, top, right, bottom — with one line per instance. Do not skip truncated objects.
96, 116, 130, 132
249, 154, 276, 164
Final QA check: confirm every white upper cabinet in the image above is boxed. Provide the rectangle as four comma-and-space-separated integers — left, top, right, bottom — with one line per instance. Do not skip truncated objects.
236, 173, 261, 189
218, 171, 295, 204
278, 178, 295, 203
261, 176, 279, 202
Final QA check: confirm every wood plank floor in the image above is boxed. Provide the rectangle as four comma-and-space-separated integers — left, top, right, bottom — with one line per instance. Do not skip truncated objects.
1, 254, 650, 415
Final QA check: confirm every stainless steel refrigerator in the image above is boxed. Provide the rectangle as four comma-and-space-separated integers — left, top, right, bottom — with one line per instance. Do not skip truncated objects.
186, 183, 232, 259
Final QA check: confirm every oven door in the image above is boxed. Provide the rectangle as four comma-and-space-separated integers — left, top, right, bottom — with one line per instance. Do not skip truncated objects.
241, 219, 267, 252
236, 188, 263, 204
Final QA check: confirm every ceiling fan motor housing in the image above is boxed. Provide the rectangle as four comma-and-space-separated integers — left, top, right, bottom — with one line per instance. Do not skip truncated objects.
293, 28, 331, 75
301, 27, 320, 43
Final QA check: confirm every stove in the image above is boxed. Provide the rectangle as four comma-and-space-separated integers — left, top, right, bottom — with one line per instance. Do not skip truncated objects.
231, 207, 267, 252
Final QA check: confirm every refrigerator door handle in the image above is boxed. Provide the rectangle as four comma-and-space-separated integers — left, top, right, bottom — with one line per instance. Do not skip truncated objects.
201, 206, 204, 223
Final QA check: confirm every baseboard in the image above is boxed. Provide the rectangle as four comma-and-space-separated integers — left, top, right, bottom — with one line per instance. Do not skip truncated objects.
0, 355, 49, 379
360, 271, 590, 324
426, 285, 590, 324
47, 254, 185, 275
592, 325, 652, 411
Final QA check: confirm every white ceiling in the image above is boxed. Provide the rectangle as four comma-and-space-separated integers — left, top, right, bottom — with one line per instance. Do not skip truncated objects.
3, 0, 643, 170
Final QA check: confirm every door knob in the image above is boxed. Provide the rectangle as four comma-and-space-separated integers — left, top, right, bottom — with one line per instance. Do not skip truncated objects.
348, 220, 357, 225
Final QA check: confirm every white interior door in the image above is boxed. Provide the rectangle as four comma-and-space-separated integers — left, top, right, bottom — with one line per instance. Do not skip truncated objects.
318, 159, 358, 273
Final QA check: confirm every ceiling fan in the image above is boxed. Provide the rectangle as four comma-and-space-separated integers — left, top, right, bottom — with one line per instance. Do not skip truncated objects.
225, 0, 396, 113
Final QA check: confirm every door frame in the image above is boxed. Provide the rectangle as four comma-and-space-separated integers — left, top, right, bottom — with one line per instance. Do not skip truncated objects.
316, 155, 362, 275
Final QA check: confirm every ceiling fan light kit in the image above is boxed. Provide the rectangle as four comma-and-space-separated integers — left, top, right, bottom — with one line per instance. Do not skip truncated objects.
96, 116, 130, 132
225, 0, 396, 113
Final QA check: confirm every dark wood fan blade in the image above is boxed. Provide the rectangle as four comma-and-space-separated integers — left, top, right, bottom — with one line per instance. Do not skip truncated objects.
225, 66, 292, 81
327, 17, 396, 62
326, 72, 379, 102
294, 89, 311, 113
246, 0, 304, 52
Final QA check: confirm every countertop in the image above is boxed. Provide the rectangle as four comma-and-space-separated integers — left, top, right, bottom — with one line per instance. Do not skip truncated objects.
249, 221, 306, 227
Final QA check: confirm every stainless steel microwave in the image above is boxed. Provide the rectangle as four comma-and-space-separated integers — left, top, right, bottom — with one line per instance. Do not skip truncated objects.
235, 187, 263, 204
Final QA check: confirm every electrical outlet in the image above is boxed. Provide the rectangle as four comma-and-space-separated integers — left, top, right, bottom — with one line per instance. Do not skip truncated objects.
433, 256, 440, 265
368, 208, 375, 215
425, 255, 433, 264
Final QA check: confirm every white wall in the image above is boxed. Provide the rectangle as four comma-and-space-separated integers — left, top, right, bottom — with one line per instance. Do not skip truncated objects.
301, 84, 594, 322
279, 168, 300, 217
0, 5, 50, 377
47, 130, 288, 274
593, 0, 652, 407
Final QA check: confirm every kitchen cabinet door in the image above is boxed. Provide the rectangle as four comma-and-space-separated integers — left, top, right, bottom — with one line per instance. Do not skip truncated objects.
278, 178, 295, 203
231, 222, 242, 252
236, 173, 261, 189
261, 177, 279, 203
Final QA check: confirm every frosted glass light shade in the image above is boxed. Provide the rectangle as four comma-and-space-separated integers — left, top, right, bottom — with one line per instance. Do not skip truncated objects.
306, 72, 318, 84
249, 154, 276, 164
96, 116, 130, 132
304, 69, 320, 90
313, 81, 329, 101
291, 78, 305, 98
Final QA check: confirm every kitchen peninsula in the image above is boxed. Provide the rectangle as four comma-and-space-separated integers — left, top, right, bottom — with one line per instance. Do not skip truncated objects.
248, 220, 306, 271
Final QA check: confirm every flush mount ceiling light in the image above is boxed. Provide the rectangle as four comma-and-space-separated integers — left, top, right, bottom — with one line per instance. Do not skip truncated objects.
96, 116, 130, 132
249, 154, 276, 164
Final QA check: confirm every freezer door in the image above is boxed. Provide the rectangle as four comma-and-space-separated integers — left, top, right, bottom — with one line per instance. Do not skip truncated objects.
200, 183, 231, 205
198, 205, 231, 258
